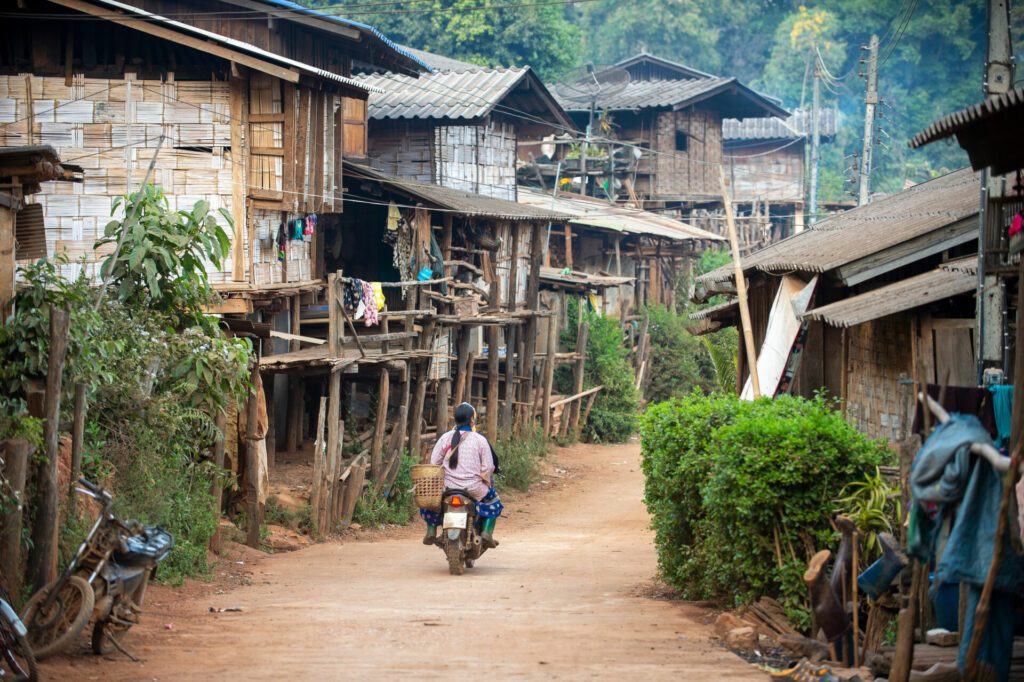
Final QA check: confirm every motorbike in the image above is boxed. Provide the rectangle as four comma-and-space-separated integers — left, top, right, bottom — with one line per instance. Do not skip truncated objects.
437, 489, 488, 575
21, 478, 173, 659
0, 586, 36, 682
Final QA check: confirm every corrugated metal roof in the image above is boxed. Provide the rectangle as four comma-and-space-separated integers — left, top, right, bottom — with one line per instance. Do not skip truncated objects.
396, 45, 479, 73
344, 161, 568, 221
801, 261, 977, 328
723, 108, 838, 141
612, 53, 715, 80
517, 188, 724, 242
552, 77, 789, 119
88, 0, 380, 93
699, 168, 980, 284
910, 88, 1024, 148
354, 68, 572, 129
253, 0, 432, 73
688, 299, 739, 321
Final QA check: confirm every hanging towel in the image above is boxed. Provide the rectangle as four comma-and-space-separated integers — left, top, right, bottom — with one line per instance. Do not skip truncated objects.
990, 385, 1015, 448
372, 282, 385, 311
387, 201, 402, 231
276, 223, 287, 262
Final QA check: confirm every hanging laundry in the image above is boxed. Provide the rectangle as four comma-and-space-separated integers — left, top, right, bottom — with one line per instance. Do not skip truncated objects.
371, 282, 385, 311
360, 279, 378, 327
386, 201, 402, 231
291, 218, 304, 241
343, 278, 363, 310
912, 384, 997, 437
304, 214, 316, 243
276, 223, 287, 262
1009, 212, 1022, 238
989, 384, 1015, 448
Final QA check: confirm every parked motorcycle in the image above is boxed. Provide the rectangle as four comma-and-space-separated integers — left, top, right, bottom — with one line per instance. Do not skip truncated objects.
0, 586, 37, 682
21, 478, 173, 659
437, 489, 488, 575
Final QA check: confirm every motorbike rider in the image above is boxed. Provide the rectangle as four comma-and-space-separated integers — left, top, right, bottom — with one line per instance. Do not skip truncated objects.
420, 402, 503, 548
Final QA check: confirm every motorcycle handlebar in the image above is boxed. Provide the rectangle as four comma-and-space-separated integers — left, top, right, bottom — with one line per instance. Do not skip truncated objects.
78, 477, 102, 493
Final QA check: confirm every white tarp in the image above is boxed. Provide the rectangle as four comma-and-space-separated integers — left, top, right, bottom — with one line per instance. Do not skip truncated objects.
741, 275, 818, 400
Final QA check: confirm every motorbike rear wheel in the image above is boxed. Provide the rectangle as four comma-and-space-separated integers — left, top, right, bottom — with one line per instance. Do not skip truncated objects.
0, 613, 38, 682
446, 541, 464, 576
21, 575, 95, 660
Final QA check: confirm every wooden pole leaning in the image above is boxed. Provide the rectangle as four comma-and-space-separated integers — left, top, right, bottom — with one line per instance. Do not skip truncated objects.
719, 168, 761, 398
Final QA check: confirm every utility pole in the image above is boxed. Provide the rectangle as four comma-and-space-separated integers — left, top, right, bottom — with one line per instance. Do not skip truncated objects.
977, 0, 1015, 378
808, 57, 821, 226
858, 34, 879, 206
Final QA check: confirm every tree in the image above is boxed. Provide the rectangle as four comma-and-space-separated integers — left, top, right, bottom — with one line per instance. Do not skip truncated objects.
760, 6, 847, 109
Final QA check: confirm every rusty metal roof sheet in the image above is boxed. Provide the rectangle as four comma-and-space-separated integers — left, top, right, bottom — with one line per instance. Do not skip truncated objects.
517, 188, 723, 242
344, 161, 568, 221
688, 299, 739, 321
909, 88, 1024, 176
354, 68, 572, 129
552, 77, 788, 119
724, 108, 838, 141
699, 168, 980, 284
801, 260, 977, 328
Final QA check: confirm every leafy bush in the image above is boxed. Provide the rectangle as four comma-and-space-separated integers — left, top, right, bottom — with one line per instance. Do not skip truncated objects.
354, 454, 416, 527
495, 427, 548, 491
641, 393, 890, 620
558, 298, 639, 443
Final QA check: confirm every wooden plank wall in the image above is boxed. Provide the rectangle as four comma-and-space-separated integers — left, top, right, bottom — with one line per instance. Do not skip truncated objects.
725, 142, 804, 203
367, 120, 434, 184
653, 108, 722, 197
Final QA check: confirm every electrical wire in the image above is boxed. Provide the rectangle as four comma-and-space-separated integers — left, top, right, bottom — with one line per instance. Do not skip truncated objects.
878, 0, 919, 68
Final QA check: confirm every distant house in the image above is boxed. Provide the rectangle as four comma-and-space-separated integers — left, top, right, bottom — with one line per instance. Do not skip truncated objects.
352, 67, 574, 201
549, 53, 788, 206
722, 108, 839, 239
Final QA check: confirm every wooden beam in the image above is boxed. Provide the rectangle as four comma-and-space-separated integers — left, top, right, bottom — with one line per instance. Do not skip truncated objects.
325, 371, 343, 526
310, 396, 327, 536
568, 321, 589, 435
549, 385, 604, 409
719, 169, 761, 398
541, 301, 559, 436
270, 329, 325, 345
68, 383, 86, 515
47, 0, 301, 83
0, 208, 14, 312
205, 297, 254, 315
0, 439, 30, 599
244, 360, 263, 549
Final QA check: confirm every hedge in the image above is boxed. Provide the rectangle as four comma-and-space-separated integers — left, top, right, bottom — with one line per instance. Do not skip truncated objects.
640, 393, 890, 623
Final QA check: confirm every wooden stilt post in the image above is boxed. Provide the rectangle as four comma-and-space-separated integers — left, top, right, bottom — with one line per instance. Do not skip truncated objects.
370, 369, 390, 481
454, 345, 475, 408
310, 396, 327, 536
568, 321, 589, 436
719, 169, 761, 398
244, 359, 263, 549
0, 439, 30, 598
208, 411, 227, 553
27, 304, 70, 591
542, 300, 559, 437
502, 324, 518, 430
409, 321, 436, 460
68, 382, 87, 515
486, 325, 501, 438
519, 221, 544, 433
330, 416, 345, 526
324, 369, 342, 530
285, 295, 302, 455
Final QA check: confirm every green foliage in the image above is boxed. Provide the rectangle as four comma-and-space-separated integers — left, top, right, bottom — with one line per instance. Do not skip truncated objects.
835, 466, 902, 561
265, 496, 313, 534
640, 393, 890, 618
315, 0, 582, 81
96, 184, 233, 328
354, 454, 416, 527
494, 427, 548, 491
559, 298, 638, 443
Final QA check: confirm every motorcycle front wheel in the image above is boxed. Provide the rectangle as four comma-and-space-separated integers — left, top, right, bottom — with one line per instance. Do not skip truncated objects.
0, 613, 38, 682
21, 575, 95, 660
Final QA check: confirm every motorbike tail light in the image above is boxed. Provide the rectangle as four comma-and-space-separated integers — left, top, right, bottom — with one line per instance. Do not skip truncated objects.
450, 496, 462, 507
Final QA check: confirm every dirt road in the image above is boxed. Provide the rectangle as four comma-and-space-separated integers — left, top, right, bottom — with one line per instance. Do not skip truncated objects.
43, 442, 763, 681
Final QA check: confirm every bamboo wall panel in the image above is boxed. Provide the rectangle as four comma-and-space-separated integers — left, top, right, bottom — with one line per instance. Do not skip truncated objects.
845, 312, 913, 442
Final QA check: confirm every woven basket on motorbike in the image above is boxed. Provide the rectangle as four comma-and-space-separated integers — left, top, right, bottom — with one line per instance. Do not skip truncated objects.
411, 464, 445, 511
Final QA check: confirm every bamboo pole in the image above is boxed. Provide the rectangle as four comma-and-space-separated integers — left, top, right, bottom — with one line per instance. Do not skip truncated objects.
542, 302, 559, 436
719, 169, 761, 398
244, 361, 263, 549
568, 321, 589, 435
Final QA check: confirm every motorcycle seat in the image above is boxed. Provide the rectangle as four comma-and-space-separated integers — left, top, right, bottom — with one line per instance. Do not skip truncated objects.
114, 527, 174, 566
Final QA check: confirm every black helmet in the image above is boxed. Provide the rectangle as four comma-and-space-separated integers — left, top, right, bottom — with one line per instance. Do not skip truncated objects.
453, 402, 476, 426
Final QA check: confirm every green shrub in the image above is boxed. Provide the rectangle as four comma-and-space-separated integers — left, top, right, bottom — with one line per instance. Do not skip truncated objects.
354, 454, 416, 527
495, 427, 548, 491
640, 393, 890, 620
559, 298, 639, 443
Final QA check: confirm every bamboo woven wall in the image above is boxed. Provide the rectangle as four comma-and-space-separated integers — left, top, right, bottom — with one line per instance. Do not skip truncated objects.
0, 74, 245, 282
435, 121, 517, 201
